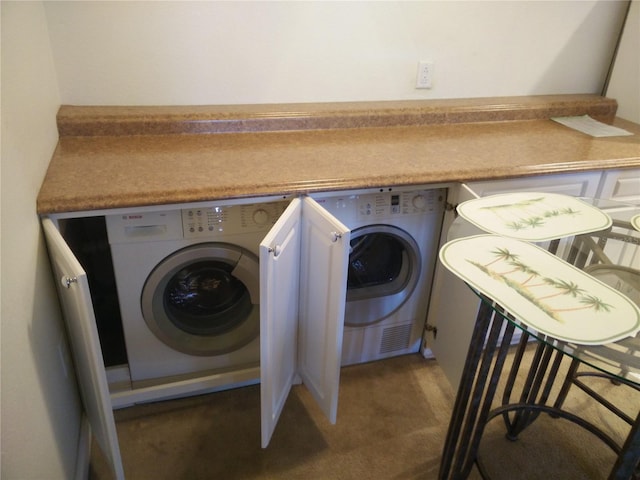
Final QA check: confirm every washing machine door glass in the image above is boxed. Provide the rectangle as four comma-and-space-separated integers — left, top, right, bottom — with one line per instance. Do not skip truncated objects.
164, 260, 251, 335
142, 243, 260, 356
345, 225, 421, 327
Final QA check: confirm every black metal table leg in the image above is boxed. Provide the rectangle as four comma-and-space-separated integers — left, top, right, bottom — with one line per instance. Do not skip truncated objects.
438, 300, 633, 480
439, 298, 515, 479
502, 341, 565, 439
609, 410, 640, 480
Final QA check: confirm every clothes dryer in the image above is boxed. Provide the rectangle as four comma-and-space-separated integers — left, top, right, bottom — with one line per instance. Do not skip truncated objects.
106, 200, 287, 388
314, 187, 445, 365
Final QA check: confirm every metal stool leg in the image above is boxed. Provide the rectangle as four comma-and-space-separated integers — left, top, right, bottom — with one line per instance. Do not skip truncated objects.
609, 410, 640, 480
553, 357, 581, 410
439, 299, 515, 479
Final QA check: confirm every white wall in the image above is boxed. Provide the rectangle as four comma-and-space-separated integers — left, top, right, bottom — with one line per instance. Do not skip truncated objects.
606, 0, 640, 122
1, 2, 83, 479
44, 0, 628, 106
0, 1, 632, 479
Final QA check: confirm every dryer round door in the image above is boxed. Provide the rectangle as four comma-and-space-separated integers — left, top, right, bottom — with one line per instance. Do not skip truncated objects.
141, 243, 259, 356
345, 225, 421, 327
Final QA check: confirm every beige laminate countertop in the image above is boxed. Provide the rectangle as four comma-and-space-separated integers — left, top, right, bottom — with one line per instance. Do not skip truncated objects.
37, 95, 640, 214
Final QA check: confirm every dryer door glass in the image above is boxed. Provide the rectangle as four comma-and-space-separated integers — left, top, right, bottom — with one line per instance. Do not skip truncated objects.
347, 226, 419, 301
348, 233, 405, 294
345, 225, 421, 327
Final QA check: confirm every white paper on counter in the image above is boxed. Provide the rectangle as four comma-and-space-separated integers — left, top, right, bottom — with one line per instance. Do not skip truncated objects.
551, 115, 633, 137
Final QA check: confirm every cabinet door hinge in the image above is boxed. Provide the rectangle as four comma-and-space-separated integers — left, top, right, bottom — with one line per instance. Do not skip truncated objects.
424, 323, 438, 339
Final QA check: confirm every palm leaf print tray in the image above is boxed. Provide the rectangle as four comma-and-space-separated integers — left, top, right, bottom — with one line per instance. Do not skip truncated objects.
440, 234, 640, 345
457, 192, 612, 241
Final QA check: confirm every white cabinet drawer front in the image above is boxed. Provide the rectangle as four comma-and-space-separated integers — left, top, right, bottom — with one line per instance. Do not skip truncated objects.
466, 172, 602, 198
599, 169, 640, 203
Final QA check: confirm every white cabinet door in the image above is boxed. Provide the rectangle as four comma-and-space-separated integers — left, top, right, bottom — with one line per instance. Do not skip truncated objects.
259, 197, 349, 447
42, 219, 125, 480
297, 197, 350, 424
427, 185, 483, 390
260, 198, 302, 448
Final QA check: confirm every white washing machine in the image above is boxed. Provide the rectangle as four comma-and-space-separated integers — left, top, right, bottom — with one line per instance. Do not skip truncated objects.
106, 199, 287, 388
314, 187, 446, 366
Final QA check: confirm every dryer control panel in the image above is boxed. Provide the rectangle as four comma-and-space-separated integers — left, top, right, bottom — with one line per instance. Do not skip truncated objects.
317, 188, 444, 225
355, 189, 441, 219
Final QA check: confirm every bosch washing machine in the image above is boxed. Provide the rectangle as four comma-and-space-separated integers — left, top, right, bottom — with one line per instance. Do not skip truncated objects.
106, 200, 287, 390
314, 187, 445, 366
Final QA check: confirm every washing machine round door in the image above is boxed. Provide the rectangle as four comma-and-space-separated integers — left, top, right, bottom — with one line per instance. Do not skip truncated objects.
141, 243, 259, 356
345, 225, 421, 327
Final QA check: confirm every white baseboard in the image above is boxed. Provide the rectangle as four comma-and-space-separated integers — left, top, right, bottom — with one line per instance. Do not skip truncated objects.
74, 414, 92, 480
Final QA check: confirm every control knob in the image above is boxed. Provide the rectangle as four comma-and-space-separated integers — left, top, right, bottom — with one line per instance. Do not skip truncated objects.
252, 208, 270, 226
412, 194, 427, 210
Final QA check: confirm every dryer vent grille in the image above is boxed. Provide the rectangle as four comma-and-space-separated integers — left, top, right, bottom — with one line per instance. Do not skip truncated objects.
379, 323, 412, 354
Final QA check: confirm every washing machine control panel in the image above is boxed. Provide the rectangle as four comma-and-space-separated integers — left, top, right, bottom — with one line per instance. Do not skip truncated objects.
182, 201, 288, 238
